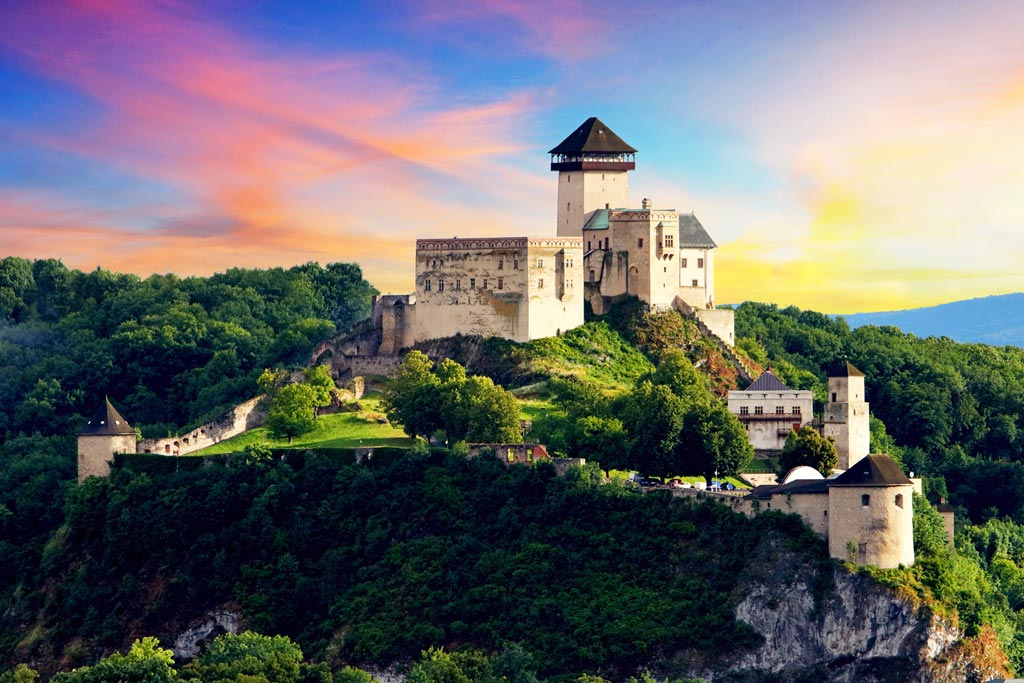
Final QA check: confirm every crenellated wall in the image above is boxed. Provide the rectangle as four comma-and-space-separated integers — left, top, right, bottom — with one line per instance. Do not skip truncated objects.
138, 396, 266, 457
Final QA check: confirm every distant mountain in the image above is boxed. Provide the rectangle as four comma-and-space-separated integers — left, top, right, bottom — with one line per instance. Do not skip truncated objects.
838, 293, 1024, 347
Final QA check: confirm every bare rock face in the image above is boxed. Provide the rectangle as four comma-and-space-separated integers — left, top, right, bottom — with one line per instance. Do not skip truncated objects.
681, 537, 1008, 683
171, 610, 242, 660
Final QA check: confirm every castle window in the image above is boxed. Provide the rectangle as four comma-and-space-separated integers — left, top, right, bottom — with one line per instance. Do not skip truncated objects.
776, 406, 785, 415
527, 448, 533, 462
638, 238, 644, 247
740, 406, 749, 415
508, 448, 515, 462
432, 260, 436, 268
692, 279, 698, 287
697, 258, 704, 268
754, 406, 764, 415
665, 234, 674, 248
513, 259, 519, 270
587, 241, 591, 250
425, 280, 431, 291
482, 279, 488, 289
604, 237, 609, 249
681, 258, 688, 267
858, 543, 867, 561
895, 494, 904, 508
497, 278, 503, 290
438, 279, 445, 292
498, 258, 504, 270
861, 494, 870, 507
832, 392, 837, 402
793, 406, 801, 415
538, 279, 544, 288
455, 279, 461, 290
537, 258, 543, 268
470, 278, 475, 290
589, 269, 595, 281
567, 202, 570, 212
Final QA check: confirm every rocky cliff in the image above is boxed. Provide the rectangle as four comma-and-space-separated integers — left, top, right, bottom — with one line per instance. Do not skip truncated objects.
676, 537, 1008, 683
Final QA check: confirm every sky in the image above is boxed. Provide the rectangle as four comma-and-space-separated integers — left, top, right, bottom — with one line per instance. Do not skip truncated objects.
2, 0, 1023, 314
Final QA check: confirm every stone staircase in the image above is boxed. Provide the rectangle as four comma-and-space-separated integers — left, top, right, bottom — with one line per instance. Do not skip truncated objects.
672, 296, 754, 385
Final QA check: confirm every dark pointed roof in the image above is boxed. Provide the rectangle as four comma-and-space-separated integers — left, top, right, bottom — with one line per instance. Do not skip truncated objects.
828, 361, 864, 378
80, 398, 135, 436
549, 117, 637, 155
679, 213, 717, 248
828, 454, 912, 488
747, 370, 789, 392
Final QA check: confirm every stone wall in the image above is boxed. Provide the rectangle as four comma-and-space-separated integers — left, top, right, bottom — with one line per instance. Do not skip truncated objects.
828, 484, 915, 568
138, 396, 266, 457
78, 433, 137, 482
344, 356, 405, 378
695, 307, 735, 347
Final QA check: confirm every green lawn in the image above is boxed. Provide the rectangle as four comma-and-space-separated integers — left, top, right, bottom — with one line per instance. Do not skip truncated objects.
192, 399, 417, 454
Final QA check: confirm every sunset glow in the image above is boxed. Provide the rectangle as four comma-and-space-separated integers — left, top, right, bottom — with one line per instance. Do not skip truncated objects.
3, 0, 1023, 312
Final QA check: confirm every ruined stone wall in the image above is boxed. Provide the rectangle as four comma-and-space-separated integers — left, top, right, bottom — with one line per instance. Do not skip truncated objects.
138, 396, 265, 457
695, 307, 735, 347
344, 356, 405, 377
78, 434, 137, 482
828, 484, 915, 568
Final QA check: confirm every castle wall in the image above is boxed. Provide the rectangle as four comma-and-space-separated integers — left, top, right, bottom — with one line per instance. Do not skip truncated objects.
695, 308, 735, 346
556, 170, 629, 236
828, 485, 915, 568
414, 237, 583, 343
138, 396, 266, 457
769, 491, 831, 538
78, 434, 136, 482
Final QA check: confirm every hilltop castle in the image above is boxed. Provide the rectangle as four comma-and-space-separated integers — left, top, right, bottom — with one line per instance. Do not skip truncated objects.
365, 117, 735, 356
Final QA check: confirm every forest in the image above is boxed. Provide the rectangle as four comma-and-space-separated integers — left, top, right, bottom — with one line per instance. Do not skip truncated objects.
6, 256, 1024, 676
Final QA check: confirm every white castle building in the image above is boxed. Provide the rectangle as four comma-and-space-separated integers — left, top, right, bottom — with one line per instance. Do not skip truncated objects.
369, 117, 735, 351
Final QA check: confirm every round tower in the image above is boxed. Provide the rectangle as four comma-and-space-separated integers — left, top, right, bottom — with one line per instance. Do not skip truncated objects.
550, 117, 635, 236
827, 454, 915, 568
77, 398, 137, 482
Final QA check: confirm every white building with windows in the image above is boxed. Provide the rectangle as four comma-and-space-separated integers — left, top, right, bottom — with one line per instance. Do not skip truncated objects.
727, 370, 814, 452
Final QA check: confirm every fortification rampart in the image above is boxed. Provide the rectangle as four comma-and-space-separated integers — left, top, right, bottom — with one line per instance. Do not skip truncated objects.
138, 396, 266, 456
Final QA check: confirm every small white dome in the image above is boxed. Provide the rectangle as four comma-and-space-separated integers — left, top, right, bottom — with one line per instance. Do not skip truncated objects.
781, 465, 825, 484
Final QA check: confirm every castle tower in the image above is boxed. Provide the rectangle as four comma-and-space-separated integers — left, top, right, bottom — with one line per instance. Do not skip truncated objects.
550, 117, 635, 237
827, 454, 915, 568
823, 362, 870, 470
77, 398, 136, 482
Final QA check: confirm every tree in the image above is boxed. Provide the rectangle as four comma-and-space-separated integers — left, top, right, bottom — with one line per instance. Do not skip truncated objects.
303, 364, 335, 416
779, 426, 838, 476
648, 349, 710, 406
677, 400, 753, 484
381, 351, 443, 438
265, 383, 318, 442
621, 381, 685, 477
445, 375, 521, 443
52, 637, 177, 683
567, 416, 630, 470
188, 632, 302, 683
405, 647, 472, 683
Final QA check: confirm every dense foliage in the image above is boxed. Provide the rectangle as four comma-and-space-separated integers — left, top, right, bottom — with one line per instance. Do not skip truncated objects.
0, 257, 375, 440
0, 451, 833, 679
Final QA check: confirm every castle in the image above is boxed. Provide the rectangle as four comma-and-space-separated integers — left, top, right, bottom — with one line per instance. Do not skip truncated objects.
361, 117, 735, 356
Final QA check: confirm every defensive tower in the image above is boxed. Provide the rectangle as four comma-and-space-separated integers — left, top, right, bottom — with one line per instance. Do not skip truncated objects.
77, 398, 136, 482
823, 362, 870, 470
550, 117, 635, 236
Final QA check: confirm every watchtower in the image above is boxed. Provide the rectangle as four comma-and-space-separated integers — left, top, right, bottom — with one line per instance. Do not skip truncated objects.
77, 398, 136, 482
550, 117, 635, 236
823, 362, 870, 470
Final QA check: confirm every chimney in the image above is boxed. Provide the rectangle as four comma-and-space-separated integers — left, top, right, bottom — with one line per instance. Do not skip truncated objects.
641, 198, 652, 210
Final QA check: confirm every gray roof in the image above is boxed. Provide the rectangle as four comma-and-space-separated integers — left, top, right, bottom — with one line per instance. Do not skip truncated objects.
747, 370, 789, 392
828, 454, 912, 488
828, 361, 865, 378
549, 117, 637, 155
679, 213, 717, 248
80, 398, 135, 436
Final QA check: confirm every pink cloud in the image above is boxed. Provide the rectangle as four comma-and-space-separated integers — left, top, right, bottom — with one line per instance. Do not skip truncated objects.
0, 0, 552, 289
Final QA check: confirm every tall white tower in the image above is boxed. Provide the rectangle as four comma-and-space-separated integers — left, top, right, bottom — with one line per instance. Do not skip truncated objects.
550, 117, 635, 236
823, 362, 871, 470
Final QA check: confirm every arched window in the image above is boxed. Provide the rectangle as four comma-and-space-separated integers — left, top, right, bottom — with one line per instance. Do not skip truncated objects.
895, 493, 904, 508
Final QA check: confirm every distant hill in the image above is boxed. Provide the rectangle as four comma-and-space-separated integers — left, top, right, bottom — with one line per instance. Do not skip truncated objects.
838, 293, 1024, 347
